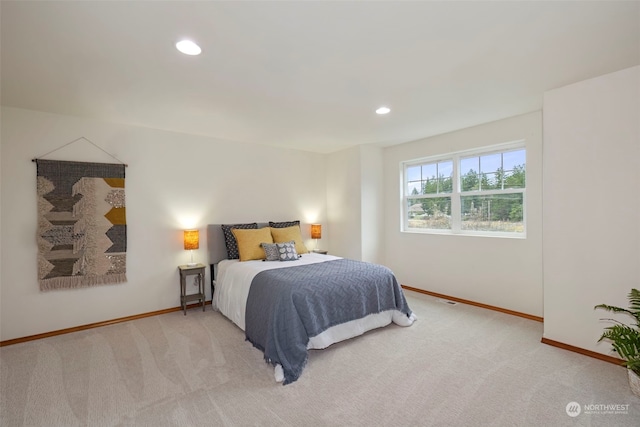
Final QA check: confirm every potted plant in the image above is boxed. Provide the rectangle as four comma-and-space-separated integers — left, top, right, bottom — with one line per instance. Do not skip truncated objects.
595, 288, 640, 397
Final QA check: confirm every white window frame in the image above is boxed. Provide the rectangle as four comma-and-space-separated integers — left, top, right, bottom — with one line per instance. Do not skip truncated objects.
401, 141, 526, 238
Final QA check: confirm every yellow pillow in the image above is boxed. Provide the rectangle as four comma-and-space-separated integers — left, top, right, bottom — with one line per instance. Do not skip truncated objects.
270, 225, 309, 254
231, 227, 273, 261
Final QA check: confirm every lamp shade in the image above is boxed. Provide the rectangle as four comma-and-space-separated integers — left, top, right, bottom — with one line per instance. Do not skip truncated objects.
184, 230, 199, 250
310, 224, 322, 240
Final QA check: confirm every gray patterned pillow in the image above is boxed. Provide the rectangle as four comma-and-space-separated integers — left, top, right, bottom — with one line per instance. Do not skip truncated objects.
276, 240, 298, 261
221, 223, 258, 259
261, 242, 280, 261
269, 220, 300, 228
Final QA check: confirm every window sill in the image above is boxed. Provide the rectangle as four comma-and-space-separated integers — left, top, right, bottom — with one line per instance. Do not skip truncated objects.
402, 229, 526, 239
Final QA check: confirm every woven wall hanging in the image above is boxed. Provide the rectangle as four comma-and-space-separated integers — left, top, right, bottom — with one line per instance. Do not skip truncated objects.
34, 139, 127, 290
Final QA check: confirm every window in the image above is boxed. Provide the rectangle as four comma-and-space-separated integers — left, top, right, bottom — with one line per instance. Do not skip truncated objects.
402, 143, 526, 236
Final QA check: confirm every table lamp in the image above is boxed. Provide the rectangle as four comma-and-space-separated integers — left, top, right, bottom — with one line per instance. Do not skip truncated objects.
184, 229, 199, 266
311, 224, 322, 251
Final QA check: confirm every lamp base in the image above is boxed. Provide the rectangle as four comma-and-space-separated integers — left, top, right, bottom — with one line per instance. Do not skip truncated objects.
186, 249, 197, 267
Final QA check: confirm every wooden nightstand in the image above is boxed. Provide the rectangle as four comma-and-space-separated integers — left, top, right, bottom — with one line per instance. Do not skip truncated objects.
178, 264, 206, 315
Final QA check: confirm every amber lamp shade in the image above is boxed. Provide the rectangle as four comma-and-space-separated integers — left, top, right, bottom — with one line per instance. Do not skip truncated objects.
310, 224, 322, 240
184, 230, 199, 266
184, 230, 199, 250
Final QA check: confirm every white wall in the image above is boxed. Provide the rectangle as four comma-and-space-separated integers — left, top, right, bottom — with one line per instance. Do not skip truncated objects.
326, 145, 384, 263
0, 110, 3, 332
383, 112, 544, 317
326, 146, 362, 260
360, 145, 384, 264
542, 66, 640, 354
0, 107, 327, 341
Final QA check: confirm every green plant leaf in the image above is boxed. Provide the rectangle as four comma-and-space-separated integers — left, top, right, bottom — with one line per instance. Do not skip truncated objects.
595, 289, 640, 368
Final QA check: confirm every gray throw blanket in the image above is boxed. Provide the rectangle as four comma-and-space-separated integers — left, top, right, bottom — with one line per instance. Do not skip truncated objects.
245, 258, 412, 384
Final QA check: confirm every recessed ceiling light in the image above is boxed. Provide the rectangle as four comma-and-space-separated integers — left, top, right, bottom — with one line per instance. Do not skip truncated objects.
376, 106, 390, 115
176, 40, 202, 56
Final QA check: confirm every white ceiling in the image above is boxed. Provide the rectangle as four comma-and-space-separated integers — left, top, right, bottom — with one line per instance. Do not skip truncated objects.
2, 1, 639, 154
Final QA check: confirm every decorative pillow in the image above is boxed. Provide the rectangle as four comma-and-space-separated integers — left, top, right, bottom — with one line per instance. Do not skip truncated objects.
276, 241, 298, 261
269, 220, 300, 229
261, 242, 280, 261
231, 227, 273, 261
221, 223, 258, 259
270, 225, 309, 254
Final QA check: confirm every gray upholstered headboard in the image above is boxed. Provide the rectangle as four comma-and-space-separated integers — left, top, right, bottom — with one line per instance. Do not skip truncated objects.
206, 224, 227, 266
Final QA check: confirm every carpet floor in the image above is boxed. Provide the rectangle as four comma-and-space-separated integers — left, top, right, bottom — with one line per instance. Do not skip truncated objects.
1, 291, 639, 426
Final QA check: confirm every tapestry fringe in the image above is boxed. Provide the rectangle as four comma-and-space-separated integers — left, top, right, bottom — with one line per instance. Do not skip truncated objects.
39, 274, 127, 291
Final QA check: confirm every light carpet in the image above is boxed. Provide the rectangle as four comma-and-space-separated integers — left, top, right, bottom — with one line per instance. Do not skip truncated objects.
1, 291, 639, 426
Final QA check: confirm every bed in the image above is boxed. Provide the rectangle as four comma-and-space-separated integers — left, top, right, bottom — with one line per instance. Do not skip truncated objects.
207, 222, 416, 384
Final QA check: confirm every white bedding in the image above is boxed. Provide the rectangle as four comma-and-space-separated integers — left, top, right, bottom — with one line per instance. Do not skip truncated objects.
213, 253, 416, 352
